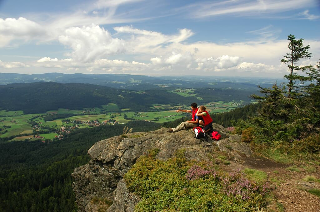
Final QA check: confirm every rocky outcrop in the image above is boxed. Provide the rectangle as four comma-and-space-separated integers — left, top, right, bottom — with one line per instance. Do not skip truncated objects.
72, 125, 250, 212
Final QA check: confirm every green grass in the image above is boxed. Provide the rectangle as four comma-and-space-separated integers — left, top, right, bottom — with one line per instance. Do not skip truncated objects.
102, 103, 120, 112
69, 114, 108, 122
286, 165, 303, 172
0, 114, 35, 138
170, 88, 197, 97
40, 133, 58, 140
307, 189, 320, 197
0, 110, 24, 117
303, 175, 317, 182
276, 202, 285, 212
304, 165, 317, 173
11, 135, 35, 141
244, 168, 268, 183
56, 108, 82, 114
264, 148, 294, 164
205, 101, 243, 114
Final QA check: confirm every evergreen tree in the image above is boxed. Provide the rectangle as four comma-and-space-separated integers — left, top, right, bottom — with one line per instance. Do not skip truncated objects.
303, 60, 320, 128
251, 84, 289, 122
239, 35, 319, 149
281, 34, 311, 97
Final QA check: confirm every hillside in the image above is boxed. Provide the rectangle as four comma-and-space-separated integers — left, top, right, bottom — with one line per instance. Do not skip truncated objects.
72, 125, 320, 211
0, 73, 278, 90
0, 121, 161, 212
0, 82, 255, 113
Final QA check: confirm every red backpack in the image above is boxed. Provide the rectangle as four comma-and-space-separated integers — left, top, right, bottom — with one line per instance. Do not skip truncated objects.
193, 127, 205, 139
211, 131, 221, 140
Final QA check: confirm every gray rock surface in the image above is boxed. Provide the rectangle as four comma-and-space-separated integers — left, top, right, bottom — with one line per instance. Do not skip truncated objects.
106, 179, 140, 212
72, 125, 250, 211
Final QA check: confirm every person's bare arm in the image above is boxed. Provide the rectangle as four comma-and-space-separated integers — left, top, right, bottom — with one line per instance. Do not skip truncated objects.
196, 111, 205, 116
176, 109, 192, 113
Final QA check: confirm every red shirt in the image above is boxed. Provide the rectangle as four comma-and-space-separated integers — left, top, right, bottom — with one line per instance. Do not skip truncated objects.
201, 111, 213, 126
191, 108, 198, 121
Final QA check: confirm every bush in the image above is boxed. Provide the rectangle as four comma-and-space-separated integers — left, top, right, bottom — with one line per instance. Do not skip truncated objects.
293, 133, 320, 154
124, 152, 272, 211
241, 127, 254, 143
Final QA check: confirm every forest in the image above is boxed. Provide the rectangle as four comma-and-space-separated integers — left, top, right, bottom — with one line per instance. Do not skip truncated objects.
0, 82, 256, 113
0, 121, 160, 212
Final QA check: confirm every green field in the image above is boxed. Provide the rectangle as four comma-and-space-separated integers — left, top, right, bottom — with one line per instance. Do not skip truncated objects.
0, 110, 24, 117
40, 133, 59, 140
0, 113, 35, 138
170, 88, 196, 97
0, 101, 244, 142
102, 103, 120, 112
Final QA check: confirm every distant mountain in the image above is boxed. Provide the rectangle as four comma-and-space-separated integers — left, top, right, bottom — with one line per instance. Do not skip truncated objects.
0, 82, 198, 113
0, 73, 281, 90
0, 82, 256, 114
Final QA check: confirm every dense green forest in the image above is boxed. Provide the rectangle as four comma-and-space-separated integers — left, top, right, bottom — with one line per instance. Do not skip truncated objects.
0, 82, 255, 113
211, 103, 261, 127
0, 121, 160, 212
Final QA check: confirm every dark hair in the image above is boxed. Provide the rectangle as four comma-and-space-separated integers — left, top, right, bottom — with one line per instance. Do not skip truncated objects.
190, 103, 197, 109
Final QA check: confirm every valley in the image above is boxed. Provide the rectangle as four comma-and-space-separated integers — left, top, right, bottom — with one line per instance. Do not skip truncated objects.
0, 101, 242, 142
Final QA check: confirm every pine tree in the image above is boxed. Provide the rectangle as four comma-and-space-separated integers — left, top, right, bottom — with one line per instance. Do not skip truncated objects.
251, 84, 290, 122
281, 34, 312, 97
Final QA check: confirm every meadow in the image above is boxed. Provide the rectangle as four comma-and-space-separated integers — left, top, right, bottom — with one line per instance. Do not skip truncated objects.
0, 101, 243, 142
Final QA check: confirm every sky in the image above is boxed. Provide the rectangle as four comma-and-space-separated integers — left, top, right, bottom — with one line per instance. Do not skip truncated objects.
0, 0, 319, 78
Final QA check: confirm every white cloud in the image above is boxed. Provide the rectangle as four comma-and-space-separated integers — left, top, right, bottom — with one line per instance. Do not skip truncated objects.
150, 57, 162, 65
0, 0, 149, 47
193, 55, 240, 72
216, 55, 240, 69
34, 57, 78, 69
88, 58, 149, 74
58, 24, 125, 62
247, 25, 281, 41
165, 52, 182, 64
0, 17, 45, 47
189, 0, 315, 18
0, 17, 44, 36
37, 57, 59, 62
236, 62, 283, 75
300, 10, 320, 20
93, 0, 144, 9
23, 34, 319, 77
178, 40, 289, 65
114, 26, 194, 53
169, 29, 194, 43
132, 61, 146, 65
0, 60, 29, 68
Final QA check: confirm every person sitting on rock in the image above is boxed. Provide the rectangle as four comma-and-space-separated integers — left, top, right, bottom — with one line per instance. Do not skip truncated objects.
196, 105, 213, 133
168, 103, 200, 132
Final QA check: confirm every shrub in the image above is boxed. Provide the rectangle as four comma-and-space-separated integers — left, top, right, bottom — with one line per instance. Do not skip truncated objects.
241, 127, 254, 143
124, 153, 272, 211
293, 133, 320, 154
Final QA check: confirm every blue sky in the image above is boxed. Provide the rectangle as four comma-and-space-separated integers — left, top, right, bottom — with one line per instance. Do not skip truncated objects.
0, 0, 319, 78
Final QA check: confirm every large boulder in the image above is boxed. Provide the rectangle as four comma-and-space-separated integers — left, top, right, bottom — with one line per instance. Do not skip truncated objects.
72, 125, 250, 211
